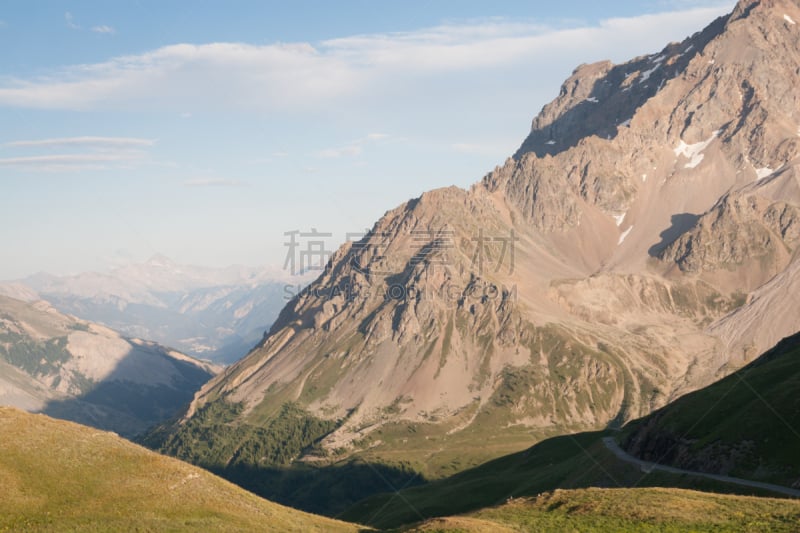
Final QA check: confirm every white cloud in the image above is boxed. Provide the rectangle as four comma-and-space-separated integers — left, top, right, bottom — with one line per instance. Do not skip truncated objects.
0, 42, 360, 111
7, 136, 155, 148
1, 4, 733, 112
92, 25, 115, 34
182, 178, 247, 187
65, 12, 80, 30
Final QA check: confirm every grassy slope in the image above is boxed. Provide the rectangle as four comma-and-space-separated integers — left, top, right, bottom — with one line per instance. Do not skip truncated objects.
404, 488, 800, 532
621, 332, 800, 486
143, 398, 424, 517
0, 407, 361, 532
343, 333, 800, 529
341, 430, 792, 529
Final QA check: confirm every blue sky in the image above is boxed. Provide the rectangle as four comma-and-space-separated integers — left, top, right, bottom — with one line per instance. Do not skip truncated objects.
0, 1, 734, 279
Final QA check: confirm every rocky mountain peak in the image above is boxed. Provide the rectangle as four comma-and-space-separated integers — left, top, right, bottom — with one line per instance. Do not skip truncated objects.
177, 1, 800, 471
729, 0, 798, 22
487, 0, 800, 240
513, 13, 727, 160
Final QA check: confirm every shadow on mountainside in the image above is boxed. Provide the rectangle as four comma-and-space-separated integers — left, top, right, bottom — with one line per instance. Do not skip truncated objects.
621, 331, 800, 488
42, 346, 214, 438
138, 397, 426, 518
37, 279, 289, 366
339, 428, 797, 530
647, 212, 701, 257
218, 461, 425, 519
341, 332, 800, 529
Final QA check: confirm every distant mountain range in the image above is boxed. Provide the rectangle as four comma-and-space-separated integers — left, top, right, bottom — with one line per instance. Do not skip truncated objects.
0, 255, 310, 364
0, 294, 219, 436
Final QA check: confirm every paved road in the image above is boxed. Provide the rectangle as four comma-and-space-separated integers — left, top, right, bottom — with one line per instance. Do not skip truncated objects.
602, 436, 800, 498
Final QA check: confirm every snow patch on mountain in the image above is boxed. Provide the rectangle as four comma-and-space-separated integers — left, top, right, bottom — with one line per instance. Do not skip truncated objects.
639, 61, 662, 83
674, 131, 719, 169
618, 226, 634, 245
756, 167, 774, 180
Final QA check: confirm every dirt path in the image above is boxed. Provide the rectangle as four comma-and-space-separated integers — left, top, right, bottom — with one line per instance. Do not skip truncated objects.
602, 436, 800, 498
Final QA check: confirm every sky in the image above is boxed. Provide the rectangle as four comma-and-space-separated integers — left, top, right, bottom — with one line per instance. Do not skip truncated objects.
0, 0, 736, 280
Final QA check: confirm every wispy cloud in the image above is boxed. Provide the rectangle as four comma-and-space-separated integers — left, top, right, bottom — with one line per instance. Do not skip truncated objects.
0, 153, 141, 166
7, 136, 155, 149
91, 25, 115, 34
317, 144, 362, 158
64, 12, 115, 35
2, 136, 154, 172
1, 5, 732, 112
0, 20, 7, 28
182, 178, 247, 187
658, 0, 732, 7
0, 152, 146, 172
64, 12, 80, 30
316, 132, 389, 158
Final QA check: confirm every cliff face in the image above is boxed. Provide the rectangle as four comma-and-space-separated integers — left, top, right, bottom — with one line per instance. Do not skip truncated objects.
181, 0, 800, 469
658, 186, 800, 277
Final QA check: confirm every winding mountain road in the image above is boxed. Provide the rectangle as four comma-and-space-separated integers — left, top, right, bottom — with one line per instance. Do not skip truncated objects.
602, 437, 800, 498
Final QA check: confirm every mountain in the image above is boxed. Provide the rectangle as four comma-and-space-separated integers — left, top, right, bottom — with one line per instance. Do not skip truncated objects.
1, 255, 309, 363
152, 0, 800, 505
0, 407, 359, 532
621, 331, 800, 487
0, 294, 219, 436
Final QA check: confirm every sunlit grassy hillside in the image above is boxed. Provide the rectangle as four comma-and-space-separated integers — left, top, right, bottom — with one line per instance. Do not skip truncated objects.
0, 407, 361, 532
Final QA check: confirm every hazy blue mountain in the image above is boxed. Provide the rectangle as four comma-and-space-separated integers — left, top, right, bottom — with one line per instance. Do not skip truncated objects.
2, 255, 310, 363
